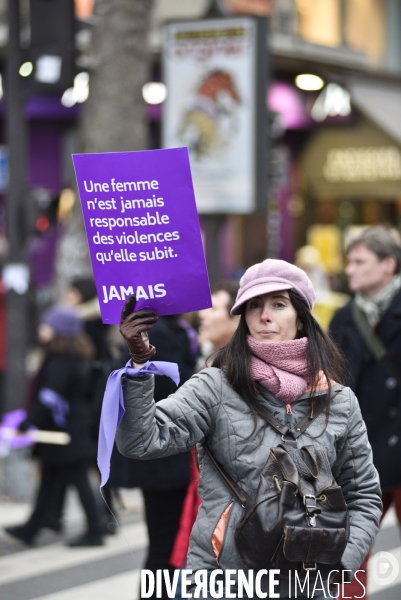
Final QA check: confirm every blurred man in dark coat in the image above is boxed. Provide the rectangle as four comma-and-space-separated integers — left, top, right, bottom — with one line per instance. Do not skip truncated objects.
329, 226, 401, 597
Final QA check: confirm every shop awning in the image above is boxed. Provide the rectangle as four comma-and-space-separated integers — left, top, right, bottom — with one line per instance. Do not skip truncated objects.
301, 115, 401, 199
346, 76, 401, 146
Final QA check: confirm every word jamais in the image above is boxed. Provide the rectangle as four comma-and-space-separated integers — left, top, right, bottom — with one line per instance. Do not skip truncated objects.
87, 198, 166, 214
102, 283, 166, 304
141, 569, 366, 599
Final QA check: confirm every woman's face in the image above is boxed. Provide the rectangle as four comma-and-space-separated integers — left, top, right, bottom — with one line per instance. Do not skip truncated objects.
245, 290, 301, 343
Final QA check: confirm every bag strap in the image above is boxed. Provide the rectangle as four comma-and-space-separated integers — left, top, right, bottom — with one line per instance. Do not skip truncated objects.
202, 444, 249, 507
351, 303, 387, 361
203, 393, 331, 506
352, 303, 401, 385
270, 445, 300, 488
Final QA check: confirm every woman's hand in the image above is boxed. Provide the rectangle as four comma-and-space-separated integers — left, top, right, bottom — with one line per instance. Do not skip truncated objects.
119, 295, 158, 365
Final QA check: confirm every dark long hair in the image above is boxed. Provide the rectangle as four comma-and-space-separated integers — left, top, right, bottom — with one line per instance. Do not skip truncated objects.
209, 290, 348, 419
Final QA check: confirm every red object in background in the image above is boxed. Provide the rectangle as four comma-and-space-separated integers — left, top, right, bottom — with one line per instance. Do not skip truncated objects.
170, 449, 202, 568
338, 556, 368, 599
0, 278, 6, 371
35, 215, 50, 233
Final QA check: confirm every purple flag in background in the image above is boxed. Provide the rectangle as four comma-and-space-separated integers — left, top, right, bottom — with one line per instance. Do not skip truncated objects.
72, 147, 212, 324
38, 388, 70, 428
0, 409, 36, 449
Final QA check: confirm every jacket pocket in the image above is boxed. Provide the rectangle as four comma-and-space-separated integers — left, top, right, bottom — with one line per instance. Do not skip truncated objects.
211, 502, 233, 565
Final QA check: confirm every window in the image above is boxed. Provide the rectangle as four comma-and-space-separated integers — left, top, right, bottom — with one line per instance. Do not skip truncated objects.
293, 0, 386, 65
345, 0, 386, 65
295, 0, 341, 47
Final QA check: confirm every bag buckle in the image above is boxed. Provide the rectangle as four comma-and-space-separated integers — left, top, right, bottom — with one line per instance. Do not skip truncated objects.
303, 494, 316, 508
303, 494, 320, 527
303, 562, 317, 571
307, 514, 317, 527
281, 434, 297, 447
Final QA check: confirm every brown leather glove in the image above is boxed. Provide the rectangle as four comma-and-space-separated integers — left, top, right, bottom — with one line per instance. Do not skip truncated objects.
119, 295, 158, 364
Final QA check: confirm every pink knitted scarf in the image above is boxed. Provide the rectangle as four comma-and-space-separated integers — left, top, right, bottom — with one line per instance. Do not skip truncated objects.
247, 335, 309, 403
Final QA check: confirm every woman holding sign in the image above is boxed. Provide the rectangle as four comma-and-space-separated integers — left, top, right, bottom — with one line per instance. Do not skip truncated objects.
115, 259, 382, 599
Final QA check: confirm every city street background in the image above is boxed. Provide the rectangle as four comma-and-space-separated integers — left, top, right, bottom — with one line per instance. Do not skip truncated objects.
1, 0, 401, 599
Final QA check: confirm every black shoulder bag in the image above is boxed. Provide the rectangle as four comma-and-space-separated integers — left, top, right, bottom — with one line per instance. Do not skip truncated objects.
204, 393, 349, 582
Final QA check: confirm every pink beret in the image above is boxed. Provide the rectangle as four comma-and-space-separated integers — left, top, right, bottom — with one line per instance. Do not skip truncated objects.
231, 259, 315, 315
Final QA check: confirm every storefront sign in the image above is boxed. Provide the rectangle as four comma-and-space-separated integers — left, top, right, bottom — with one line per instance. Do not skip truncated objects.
72, 147, 211, 324
323, 146, 401, 182
301, 119, 401, 198
162, 17, 267, 214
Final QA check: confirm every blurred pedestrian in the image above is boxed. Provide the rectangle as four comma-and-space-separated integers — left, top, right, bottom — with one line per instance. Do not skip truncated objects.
198, 280, 239, 366
169, 281, 240, 578
295, 246, 349, 330
330, 226, 401, 597
116, 314, 198, 599
66, 277, 124, 531
5, 306, 104, 547
66, 277, 111, 360
0, 235, 8, 414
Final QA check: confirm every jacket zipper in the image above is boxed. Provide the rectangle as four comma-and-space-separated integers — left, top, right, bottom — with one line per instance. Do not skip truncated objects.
285, 403, 293, 428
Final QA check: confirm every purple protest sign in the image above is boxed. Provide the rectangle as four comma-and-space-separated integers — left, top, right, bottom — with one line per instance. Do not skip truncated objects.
72, 148, 212, 323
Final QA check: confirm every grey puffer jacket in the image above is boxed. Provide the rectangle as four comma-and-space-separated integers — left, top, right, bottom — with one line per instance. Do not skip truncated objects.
116, 368, 381, 582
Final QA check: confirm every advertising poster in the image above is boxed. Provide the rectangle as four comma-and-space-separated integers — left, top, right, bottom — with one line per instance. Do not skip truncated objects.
163, 18, 266, 214
72, 147, 212, 324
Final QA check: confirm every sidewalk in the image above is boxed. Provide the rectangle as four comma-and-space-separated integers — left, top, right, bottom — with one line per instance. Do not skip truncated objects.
0, 483, 145, 556
0, 488, 147, 600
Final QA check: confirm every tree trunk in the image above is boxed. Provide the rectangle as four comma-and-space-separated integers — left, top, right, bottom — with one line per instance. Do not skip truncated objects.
55, 0, 153, 296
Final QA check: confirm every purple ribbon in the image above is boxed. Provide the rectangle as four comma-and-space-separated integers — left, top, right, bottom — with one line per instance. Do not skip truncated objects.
38, 388, 70, 427
0, 409, 36, 449
97, 359, 180, 487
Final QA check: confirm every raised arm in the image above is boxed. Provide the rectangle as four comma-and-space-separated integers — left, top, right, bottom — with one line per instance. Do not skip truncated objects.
115, 367, 221, 460
116, 295, 220, 458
